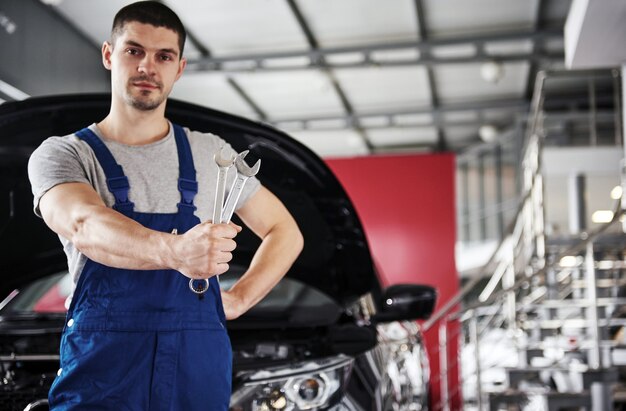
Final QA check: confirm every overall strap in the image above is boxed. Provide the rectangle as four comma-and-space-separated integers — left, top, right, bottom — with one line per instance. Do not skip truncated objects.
172, 124, 198, 213
75, 128, 135, 214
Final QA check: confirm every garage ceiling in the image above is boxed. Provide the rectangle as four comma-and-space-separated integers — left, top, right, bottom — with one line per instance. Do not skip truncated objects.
44, 0, 571, 158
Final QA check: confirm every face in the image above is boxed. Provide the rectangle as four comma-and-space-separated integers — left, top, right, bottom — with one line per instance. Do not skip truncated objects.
102, 22, 186, 112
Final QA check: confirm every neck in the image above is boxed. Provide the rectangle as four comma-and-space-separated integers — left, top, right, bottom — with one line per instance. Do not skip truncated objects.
97, 98, 170, 145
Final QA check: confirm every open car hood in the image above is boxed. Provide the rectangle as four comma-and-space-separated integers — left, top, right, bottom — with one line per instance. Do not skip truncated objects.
0, 94, 379, 306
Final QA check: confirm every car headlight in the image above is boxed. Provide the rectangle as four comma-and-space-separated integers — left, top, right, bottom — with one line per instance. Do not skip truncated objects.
230, 355, 354, 411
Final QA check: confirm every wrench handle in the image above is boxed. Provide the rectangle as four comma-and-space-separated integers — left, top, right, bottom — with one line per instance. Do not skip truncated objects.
221, 176, 248, 223
213, 167, 228, 224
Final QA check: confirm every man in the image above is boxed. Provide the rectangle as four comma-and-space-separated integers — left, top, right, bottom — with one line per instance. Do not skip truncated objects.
27, 2, 303, 410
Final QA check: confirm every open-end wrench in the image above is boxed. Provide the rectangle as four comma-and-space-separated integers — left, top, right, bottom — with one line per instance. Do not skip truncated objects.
189, 146, 235, 296
220, 150, 261, 224
212, 146, 236, 224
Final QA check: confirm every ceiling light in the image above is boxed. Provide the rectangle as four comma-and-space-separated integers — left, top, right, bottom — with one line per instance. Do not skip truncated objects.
611, 185, 623, 200
592, 210, 614, 223
480, 61, 505, 84
559, 256, 582, 267
478, 124, 498, 142
0, 79, 29, 100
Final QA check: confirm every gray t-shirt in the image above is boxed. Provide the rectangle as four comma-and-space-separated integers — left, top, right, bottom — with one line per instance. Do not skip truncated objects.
27, 122, 261, 284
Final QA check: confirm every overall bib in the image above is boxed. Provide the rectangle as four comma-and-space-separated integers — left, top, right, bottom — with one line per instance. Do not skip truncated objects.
49, 125, 232, 411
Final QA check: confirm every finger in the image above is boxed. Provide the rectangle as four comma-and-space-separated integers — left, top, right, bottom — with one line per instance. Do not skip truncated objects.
207, 223, 239, 238
217, 238, 237, 252
229, 222, 243, 232
215, 263, 229, 275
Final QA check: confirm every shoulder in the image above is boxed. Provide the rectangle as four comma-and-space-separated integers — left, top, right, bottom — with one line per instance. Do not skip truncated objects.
183, 127, 225, 147
182, 127, 240, 157
29, 131, 97, 174
31, 130, 93, 161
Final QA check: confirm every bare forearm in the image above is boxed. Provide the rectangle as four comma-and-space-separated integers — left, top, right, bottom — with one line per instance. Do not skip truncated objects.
227, 220, 303, 314
68, 204, 172, 270
40, 183, 239, 279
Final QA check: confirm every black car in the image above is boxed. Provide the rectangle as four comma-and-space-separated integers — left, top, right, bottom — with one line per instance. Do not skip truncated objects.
0, 94, 436, 411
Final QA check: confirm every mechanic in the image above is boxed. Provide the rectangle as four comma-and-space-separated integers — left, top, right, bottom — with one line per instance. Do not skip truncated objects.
27, 1, 303, 410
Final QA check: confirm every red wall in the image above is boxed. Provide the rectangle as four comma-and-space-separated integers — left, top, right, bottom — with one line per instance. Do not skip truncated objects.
326, 153, 460, 409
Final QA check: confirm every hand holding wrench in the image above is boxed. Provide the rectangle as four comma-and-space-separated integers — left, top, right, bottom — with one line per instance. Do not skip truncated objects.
189, 147, 261, 295
190, 146, 235, 295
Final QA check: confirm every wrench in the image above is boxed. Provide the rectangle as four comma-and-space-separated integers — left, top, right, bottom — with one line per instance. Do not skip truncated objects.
189, 146, 235, 296
212, 146, 236, 224
220, 150, 261, 224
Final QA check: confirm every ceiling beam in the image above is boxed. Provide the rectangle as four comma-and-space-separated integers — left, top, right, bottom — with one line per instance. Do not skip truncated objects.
285, 0, 374, 152
185, 29, 564, 72
226, 77, 267, 121
525, 0, 548, 100
270, 97, 530, 131
414, 0, 447, 151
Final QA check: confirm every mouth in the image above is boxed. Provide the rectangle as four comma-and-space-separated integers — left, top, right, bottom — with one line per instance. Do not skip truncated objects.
133, 82, 159, 90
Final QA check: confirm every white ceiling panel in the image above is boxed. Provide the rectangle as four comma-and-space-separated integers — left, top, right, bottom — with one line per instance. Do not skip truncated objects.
424, 0, 538, 37
290, 130, 369, 158
371, 48, 420, 63
333, 67, 432, 113
484, 40, 534, 56
434, 62, 530, 104
431, 44, 477, 59
232, 70, 345, 119
481, 109, 518, 123
394, 113, 433, 126
170, 72, 258, 120
443, 111, 479, 122
445, 126, 479, 142
50, 0, 130, 47
51, 0, 201, 58
296, 0, 419, 47
368, 127, 438, 147
169, 0, 308, 56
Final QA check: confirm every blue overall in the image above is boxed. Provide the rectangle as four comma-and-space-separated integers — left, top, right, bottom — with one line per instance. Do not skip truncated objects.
49, 124, 232, 410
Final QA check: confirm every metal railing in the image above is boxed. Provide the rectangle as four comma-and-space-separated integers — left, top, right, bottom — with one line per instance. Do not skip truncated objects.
427, 68, 624, 410
456, 68, 623, 247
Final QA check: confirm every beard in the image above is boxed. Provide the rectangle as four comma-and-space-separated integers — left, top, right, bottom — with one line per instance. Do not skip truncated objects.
125, 76, 166, 111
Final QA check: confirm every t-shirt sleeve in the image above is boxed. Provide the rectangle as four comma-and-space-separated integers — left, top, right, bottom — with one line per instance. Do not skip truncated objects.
27, 136, 91, 218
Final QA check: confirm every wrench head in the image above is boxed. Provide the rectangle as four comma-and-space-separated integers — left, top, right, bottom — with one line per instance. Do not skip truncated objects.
234, 150, 261, 177
214, 146, 236, 167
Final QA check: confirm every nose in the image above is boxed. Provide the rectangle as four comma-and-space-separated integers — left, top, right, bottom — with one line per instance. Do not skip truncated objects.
137, 54, 156, 76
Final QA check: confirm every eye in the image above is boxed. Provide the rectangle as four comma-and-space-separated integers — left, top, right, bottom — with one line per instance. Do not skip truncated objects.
126, 48, 142, 56
159, 54, 174, 61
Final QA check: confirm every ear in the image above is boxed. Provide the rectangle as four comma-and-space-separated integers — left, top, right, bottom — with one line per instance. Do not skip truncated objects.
102, 41, 113, 71
174, 57, 187, 82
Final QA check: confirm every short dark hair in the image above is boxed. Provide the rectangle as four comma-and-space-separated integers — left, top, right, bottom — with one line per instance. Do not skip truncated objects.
111, 1, 186, 56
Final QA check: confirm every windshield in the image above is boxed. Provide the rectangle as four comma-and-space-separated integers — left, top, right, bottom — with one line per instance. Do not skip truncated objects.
0, 270, 342, 326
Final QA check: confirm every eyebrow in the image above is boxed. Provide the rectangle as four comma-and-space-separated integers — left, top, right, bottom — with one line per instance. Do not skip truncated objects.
124, 40, 179, 57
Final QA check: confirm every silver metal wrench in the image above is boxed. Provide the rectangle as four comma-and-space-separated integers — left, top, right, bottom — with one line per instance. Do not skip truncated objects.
220, 150, 261, 224
212, 146, 236, 224
189, 146, 235, 296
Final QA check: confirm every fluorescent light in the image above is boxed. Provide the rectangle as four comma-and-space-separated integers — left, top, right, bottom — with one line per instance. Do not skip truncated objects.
559, 256, 581, 268
592, 210, 614, 223
611, 185, 623, 200
597, 260, 615, 270
0, 79, 29, 100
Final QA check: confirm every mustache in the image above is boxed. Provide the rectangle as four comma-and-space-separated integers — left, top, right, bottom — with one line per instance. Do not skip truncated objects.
129, 76, 162, 88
